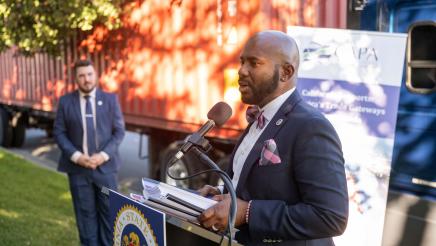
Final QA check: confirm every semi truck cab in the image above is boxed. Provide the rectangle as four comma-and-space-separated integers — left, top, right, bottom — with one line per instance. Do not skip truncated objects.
351, 0, 436, 244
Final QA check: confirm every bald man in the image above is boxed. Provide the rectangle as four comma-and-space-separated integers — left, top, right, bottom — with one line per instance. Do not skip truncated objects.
198, 30, 348, 245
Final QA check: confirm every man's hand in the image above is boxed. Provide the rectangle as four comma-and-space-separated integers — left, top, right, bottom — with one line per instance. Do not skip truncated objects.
77, 154, 97, 169
197, 185, 221, 197
199, 194, 249, 232
90, 153, 106, 167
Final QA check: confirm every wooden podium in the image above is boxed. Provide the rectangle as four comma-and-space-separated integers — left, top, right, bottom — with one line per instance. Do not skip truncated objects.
105, 188, 243, 246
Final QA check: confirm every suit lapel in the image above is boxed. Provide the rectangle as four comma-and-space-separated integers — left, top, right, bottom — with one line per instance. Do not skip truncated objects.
95, 89, 104, 149
235, 91, 303, 194
72, 91, 83, 132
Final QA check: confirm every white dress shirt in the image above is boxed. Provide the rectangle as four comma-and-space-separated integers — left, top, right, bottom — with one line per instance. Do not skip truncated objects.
71, 88, 109, 163
231, 88, 295, 189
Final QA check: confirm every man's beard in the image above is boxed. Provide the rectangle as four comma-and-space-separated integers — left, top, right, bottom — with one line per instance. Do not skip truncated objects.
243, 66, 280, 105
78, 83, 96, 94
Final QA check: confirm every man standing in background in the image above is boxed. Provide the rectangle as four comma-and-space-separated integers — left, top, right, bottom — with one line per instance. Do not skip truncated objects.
54, 59, 125, 246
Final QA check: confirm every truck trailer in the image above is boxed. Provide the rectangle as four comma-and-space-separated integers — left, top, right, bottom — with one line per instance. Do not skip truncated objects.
0, 0, 346, 188
349, 0, 436, 245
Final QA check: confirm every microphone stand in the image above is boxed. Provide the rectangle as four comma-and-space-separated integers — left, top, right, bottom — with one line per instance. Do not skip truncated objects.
167, 134, 237, 245
191, 147, 237, 236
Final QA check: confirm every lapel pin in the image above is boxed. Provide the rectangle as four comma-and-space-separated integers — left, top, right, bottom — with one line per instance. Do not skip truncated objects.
98, 100, 103, 106
276, 119, 283, 126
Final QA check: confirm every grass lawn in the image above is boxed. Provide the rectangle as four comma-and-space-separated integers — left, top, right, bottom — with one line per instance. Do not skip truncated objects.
0, 149, 79, 245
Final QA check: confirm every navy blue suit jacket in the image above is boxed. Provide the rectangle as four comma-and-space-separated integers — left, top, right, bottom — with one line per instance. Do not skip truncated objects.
229, 91, 348, 245
54, 89, 125, 174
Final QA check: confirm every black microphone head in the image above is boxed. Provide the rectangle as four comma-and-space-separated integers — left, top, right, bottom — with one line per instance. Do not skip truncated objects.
207, 102, 232, 127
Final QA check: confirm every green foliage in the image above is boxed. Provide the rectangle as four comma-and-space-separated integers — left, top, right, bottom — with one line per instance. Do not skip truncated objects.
0, 149, 79, 245
0, 0, 123, 55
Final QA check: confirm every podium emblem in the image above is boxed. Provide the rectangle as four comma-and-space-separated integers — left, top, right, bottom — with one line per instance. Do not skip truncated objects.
113, 204, 158, 246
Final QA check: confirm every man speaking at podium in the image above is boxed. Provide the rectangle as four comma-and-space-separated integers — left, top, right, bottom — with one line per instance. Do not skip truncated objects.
198, 30, 348, 245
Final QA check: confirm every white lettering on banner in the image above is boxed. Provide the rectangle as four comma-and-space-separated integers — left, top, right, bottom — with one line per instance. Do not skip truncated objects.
288, 26, 407, 86
305, 100, 386, 117
301, 89, 386, 117
301, 89, 379, 103
303, 41, 379, 64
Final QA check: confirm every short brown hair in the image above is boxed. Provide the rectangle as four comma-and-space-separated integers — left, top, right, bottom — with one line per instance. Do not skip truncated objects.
73, 59, 94, 73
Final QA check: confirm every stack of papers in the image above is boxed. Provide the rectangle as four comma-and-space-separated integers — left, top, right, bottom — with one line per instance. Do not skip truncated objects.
129, 178, 217, 223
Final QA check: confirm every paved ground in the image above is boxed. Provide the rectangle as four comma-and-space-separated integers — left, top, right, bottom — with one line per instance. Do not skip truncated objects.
6, 128, 151, 194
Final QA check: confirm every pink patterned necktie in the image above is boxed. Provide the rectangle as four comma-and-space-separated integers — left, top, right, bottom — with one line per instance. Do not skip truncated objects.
246, 105, 266, 129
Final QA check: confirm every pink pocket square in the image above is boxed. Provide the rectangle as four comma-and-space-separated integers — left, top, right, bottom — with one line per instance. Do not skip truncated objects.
259, 139, 281, 166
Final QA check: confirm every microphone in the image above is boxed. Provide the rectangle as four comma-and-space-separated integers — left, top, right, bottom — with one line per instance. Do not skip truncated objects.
167, 102, 237, 239
174, 102, 232, 160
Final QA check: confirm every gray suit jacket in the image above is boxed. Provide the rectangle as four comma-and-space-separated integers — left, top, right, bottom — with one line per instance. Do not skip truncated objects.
228, 91, 348, 245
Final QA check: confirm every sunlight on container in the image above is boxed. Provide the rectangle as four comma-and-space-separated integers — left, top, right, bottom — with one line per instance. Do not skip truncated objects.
224, 88, 240, 103
227, 26, 238, 45
197, 63, 210, 120
101, 73, 120, 92
172, 6, 183, 32
2, 83, 11, 99
41, 96, 52, 111
54, 80, 67, 98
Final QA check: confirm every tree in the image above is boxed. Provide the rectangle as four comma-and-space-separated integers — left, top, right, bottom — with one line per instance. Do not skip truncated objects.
0, 0, 123, 55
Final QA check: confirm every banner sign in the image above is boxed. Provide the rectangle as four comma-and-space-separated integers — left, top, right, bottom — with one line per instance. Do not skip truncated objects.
288, 26, 407, 246
110, 190, 166, 246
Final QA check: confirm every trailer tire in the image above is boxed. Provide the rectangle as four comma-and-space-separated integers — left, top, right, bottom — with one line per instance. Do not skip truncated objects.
159, 143, 194, 189
0, 108, 13, 147
12, 116, 26, 147
208, 155, 230, 186
45, 127, 53, 138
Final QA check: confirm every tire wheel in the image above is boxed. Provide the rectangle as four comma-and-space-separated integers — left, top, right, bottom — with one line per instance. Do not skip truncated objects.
209, 155, 230, 186
0, 108, 13, 147
159, 143, 193, 189
12, 115, 26, 147
45, 127, 53, 138
159, 143, 209, 189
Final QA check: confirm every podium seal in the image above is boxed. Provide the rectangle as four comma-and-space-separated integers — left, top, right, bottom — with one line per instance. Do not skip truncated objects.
113, 204, 158, 246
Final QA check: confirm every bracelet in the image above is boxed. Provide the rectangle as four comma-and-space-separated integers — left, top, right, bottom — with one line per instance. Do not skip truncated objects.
245, 200, 252, 224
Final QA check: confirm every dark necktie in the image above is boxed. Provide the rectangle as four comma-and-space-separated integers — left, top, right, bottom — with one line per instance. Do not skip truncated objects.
84, 95, 97, 155
246, 105, 266, 129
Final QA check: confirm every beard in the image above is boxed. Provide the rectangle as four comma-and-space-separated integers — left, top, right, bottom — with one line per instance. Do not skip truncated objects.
78, 83, 96, 94
241, 66, 280, 105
